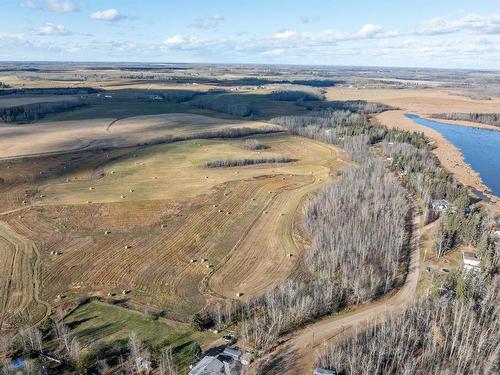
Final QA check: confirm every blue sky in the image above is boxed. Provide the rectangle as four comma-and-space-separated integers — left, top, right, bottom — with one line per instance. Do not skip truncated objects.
1, 0, 500, 68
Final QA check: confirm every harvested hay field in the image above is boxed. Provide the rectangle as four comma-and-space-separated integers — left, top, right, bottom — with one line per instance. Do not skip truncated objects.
0, 113, 282, 158
0, 133, 343, 324
39, 135, 329, 205
0, 221, 49, 332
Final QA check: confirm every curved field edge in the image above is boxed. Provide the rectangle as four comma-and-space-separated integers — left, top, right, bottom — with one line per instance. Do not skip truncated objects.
0, 221, 49, 332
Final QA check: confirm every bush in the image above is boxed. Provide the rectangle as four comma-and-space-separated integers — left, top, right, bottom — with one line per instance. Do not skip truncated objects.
204, 155, 291, 168
242, 138, 269, 150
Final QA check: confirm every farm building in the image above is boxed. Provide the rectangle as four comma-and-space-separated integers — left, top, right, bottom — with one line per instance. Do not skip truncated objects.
431, 199, 451, 211
462, 252, 480, 272
188, 356, 224, 375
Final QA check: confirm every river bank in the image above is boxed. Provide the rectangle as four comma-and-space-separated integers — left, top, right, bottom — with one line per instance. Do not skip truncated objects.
374, 110, 499, 211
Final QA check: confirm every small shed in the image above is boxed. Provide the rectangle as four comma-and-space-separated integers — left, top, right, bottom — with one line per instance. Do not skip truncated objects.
222, 347, 241, 361
463, 252, 480, 272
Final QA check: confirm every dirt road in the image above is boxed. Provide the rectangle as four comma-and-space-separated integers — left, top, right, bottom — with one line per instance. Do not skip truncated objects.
253, 212, 422, 374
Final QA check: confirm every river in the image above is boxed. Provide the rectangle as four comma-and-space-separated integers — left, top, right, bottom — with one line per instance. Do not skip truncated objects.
405, 114, 500, 198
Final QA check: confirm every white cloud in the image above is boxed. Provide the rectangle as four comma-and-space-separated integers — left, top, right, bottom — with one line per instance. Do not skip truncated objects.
189, 15, 224, 29
20, 0, 77, 13
418, 13, 500, 35
90, 9, 125, 22
32, 23, 70, 36
357, 24, 383, 38
163, 35, 208, 50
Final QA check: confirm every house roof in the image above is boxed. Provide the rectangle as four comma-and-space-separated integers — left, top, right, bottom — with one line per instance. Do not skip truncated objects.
188, 356, 224, 375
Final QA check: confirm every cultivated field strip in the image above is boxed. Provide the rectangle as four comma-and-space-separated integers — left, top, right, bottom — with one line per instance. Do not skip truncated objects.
0, 221, 48, 331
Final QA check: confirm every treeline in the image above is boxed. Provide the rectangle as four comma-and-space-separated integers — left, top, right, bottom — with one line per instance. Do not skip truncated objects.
204, 155, 291, 168
129, 126, 284, 148
0, 81, 10, 88
171, 77, 341, 87
316, 277, 499, 375
272, 108, 425, 147
0, 87, 99, 96
433, 112, 500, 127
269, 89, 325, 102
190, 95, 255, 117
300, 99, 392, 113
0, 100, 86, 123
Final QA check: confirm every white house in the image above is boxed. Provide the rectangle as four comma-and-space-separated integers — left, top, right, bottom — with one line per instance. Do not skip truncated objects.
463, 252, 480, 272
188, 356, 224, 375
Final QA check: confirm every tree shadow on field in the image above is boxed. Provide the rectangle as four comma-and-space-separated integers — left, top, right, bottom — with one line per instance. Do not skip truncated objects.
66, 315, 97, 330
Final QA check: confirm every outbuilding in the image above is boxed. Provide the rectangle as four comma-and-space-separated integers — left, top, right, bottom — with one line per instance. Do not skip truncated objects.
463, 251, 480, 272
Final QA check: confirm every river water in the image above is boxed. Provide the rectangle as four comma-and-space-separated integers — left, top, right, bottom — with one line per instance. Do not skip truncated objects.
405, 114, 500, 198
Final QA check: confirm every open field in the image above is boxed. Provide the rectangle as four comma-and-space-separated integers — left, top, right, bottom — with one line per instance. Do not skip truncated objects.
0, 133, 342, 326
0, 113, 282, 158
63, 300, 216, 370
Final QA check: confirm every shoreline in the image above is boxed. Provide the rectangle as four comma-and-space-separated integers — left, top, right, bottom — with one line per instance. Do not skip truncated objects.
374, 110, 499, 211
421, 116, 500, 132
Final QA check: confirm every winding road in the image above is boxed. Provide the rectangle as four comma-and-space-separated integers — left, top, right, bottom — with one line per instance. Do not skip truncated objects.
252, 211, 422, 374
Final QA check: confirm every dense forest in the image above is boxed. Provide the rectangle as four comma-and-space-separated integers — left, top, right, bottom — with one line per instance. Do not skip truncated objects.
0, 101, 86, 123
432, 112, 500, 127
190, 95, 255, 117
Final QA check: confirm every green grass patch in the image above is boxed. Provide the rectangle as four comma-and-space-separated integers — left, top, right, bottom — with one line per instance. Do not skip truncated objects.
64, 300, 214, 369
